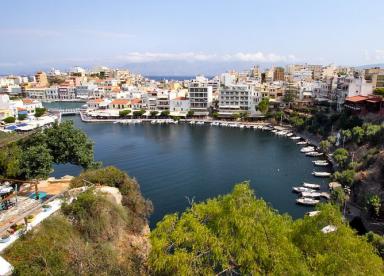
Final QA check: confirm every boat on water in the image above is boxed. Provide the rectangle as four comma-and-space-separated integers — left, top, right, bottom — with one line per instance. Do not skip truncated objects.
301, 191, 322, 198
286, 132, 293, 137
313, 160, 329, 166
305, 151, 323, 157
292, 186, 316, 193
211, 121, 220, 126
296, 197, 320, 206
297, 141, 307, 145
303, 182, 321, 189
290, 136, 301, 140
196, 121, 205, 125
189, 121, 196, 125
300, 146, 315, 153
312, 171, 331, 177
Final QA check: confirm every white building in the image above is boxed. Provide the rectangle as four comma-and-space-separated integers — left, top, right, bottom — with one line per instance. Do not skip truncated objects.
218, 84, 260, 117
170, 97, 190, 114
188, 77, 213, 116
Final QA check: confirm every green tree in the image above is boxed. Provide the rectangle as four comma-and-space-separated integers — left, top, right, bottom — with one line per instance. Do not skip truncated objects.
187, 110, 194, 117
35, 107, 47, 117
352, 126, 365, 144
150, 110, 159, 117
160, 110, 170, 117
20, 144, 53, 179
0, 143, 22, 178
132, 109, 145, 117
333, 148, 349, 168
367, 195, 381, 217
3, 116, 15, 124
333, 169, 355, 187
119, 109, 131, 117
341, 129, 352, 144
17, 113, 27, 121
212, 111, 218, 119
258, 97, 269, 114
150, 183, 384, 275
373, 87, 384, 96
327, 135, 337, 145
331, 186, 346, 206
43, 121, 96, 169
319, 140, 331, 154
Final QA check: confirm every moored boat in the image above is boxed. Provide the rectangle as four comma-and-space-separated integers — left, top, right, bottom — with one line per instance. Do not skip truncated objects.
313, 160, 329, 166
297, 141, 307, 145
292, 186, 316, 193
301, 146, 315, 153
305, 151, 323, 157
290, 136, 301, 140
312, 171, 331, 177
296, 197, 320, 206
301, 191, 322, 198
303, 182, 321, 189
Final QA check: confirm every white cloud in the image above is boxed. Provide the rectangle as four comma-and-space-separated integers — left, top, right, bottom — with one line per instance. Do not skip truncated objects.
364, 49, 384, 62
116, 52, 297, 63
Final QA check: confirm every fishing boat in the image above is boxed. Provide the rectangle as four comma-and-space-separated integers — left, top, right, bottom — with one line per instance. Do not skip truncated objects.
301, 191, 322, 198
312, 171, 331, 177
300, 146, 315, 153
303, 182, 321, 189
305, 151, 323, 157
296, 197, 320, 206
313, 160, 329, 166
292, 186, 316, 193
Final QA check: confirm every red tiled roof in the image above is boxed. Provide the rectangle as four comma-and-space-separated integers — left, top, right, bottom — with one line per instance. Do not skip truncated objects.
22, 98, 34, 104
174, 97, 187, 100
87, 98, 103, 104
131, 98, 141, 104
110, 99, 130, 105
345, 96, 367, 102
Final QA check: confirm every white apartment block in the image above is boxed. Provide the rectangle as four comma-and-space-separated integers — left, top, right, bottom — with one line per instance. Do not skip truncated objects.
188, 79, 213, 116
170, 97, 190, 113
218, 84, 260, 117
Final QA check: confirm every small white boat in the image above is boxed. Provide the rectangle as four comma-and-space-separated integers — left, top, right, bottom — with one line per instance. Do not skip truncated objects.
312, 171, 331, 177
151, 120, 157, 124
196, 121, 205, 125
291, 136, 301, 140
301, 146, 315, 153
306, 210, 321, 217
189, 121, 196, 125
286, 133, 293, 137
239, 124, 245, 129
313, 160, 329, 166
296, 197, 320, 206
297, 141, 307, 145
292, 186, 316, 193
301, 192, 322, 198
303, 183, 320, 189
305, 151, 323, 157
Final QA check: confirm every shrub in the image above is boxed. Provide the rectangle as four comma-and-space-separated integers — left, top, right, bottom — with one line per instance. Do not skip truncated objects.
119, 109, 131, 117
3, 116, 15, 124
17, 114, 27, 121
35, 107, 47, 117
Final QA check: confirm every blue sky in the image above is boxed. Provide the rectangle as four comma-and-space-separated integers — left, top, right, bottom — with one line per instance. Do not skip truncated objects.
1, 0, 384, 75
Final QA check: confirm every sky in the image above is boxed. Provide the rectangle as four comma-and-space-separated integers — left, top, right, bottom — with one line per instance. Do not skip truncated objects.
1, 0, 384, 75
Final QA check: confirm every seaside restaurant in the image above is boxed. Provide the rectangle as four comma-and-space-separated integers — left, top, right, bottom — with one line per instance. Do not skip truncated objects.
344, 95, 384, 115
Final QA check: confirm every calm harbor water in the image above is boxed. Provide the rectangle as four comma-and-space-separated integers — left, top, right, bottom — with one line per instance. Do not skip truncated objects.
47, 108, 330, 227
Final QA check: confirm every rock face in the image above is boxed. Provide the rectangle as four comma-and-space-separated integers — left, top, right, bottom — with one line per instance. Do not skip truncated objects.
96, 186, 123, 205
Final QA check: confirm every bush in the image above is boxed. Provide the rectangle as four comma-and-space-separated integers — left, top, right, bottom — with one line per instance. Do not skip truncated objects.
333, 169, 355, 187
70, 166, 152, 231
17, 114, 27, 121
35, 107, 47, 117
3, 116, 15, 124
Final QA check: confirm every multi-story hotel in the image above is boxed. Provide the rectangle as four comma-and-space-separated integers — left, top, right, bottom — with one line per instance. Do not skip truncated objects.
218, 84, 260, 117
188, 76, 213, 116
